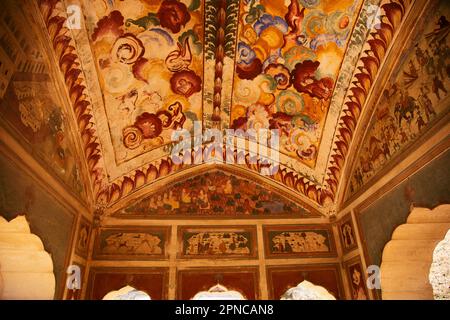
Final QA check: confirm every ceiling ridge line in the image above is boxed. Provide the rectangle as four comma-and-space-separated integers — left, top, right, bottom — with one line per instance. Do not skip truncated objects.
38, 0, 107, 199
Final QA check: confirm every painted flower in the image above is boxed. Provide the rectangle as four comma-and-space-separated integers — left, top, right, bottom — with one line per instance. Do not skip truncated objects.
300, 0, 320, 9
291, 60, 334, 101
254, 14, 288, 36
237, 42, 256, 65
276, 91, 304, 115
241, 24, 257, 44
259, 26, 284, 49
247, 104, 270, 130
234, 79, 261, 104
264, 63, 291, 90
157, 0, 191, 33
135, 112, 163, 139
111, 33, 144, 64
283, 46, 317, 71
236, 58, 263, 80
170, 70, 202, 97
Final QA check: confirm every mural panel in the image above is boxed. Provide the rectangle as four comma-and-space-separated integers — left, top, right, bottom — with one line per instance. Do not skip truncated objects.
344, 256, 368, 300
93, 227, 170, 260
179, 226, 257, 258
75, 216, 92, 259
338, 214, 358, 254
81, 0, 204, 162
266, 264, 343, 299
0, 1, 87, 202
263, 225, 336, 258
115, 170, 318, 218
230, 0, 364, 167
348, 0, 450, 197
177, 267, 259, 299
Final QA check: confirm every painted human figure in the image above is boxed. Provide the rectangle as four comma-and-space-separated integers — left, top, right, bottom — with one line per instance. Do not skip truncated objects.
416, 112, 426, 131
343, 223, 355, 248
432, 75, 448, 99
418, 86, 436, 121
351, 267, 368, 300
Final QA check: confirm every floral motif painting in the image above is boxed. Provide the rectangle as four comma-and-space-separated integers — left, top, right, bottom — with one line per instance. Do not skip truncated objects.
93, 227, 170, 260
116, 170, 317, 218
264, 225, 336, 258
348, 0, 450, 197
179, 226, 256, 258
230, 0, 364, 167
82, 0, 204, 161
0, 1, 87, 202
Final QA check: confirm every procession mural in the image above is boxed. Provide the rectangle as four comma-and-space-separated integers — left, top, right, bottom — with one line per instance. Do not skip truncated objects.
82, 0, 204, 161
338, 214, 358, 254
93, 227, 169, 260
180, 226, 256, 258
348, 0, 450, 197
116, 170, 318, 218
230, 0, 365, 167
0, 1, 87, 202
264, 225, 336, 257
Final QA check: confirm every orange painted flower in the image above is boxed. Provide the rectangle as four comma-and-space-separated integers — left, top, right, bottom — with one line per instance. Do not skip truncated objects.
111, 34, 144, 64
264, 63, 291, 90
170, 70, 202, 97
135, 112, 163, 139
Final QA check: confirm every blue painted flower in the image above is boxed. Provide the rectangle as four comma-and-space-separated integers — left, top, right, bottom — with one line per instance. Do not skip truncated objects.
254, 14, 288, 36
237, 42, 256, 65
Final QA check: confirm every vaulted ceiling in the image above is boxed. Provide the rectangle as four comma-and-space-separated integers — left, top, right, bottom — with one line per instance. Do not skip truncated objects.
36, 0, 412, 215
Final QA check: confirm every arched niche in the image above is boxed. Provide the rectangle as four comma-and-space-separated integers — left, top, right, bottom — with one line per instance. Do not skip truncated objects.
380, 204, 450, 299
0, 215, 55, 299
102, 285, 151, 300
280, 280, 336, 300
192, 284, 246, 300
429, 229, 450, 299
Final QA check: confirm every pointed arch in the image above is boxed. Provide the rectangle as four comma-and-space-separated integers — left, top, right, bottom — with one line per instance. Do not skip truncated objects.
380, 205, 450, 299
0, 215, 55, 299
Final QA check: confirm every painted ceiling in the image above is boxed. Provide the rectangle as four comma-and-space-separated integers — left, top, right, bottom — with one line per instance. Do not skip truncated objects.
34, 0, 416, 215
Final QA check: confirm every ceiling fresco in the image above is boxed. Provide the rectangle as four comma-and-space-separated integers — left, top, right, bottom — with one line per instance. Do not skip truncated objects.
346, 0, 450, 200
85, 0, 204, 161
36, 0, 414, 214
0, 1, 88, 203
229, 0, 363, 168
114, 170, 319, 218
